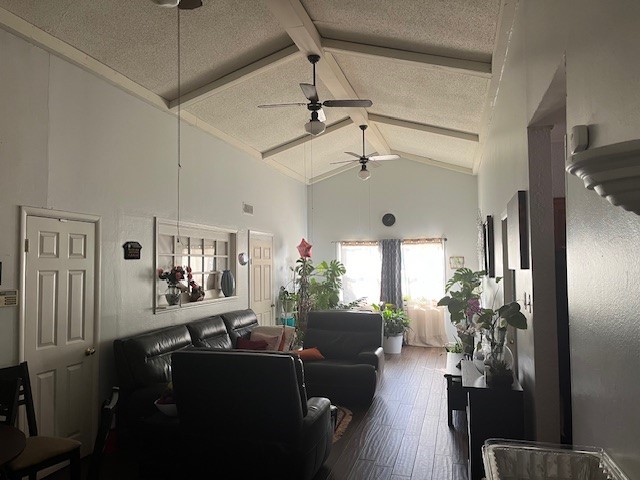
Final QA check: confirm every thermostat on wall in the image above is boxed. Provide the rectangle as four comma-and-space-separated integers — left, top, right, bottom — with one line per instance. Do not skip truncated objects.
0, 290, 18, 307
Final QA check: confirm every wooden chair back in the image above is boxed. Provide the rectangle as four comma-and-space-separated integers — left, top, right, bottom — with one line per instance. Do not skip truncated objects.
0, 377, 21, 425
0, 362, 39, 436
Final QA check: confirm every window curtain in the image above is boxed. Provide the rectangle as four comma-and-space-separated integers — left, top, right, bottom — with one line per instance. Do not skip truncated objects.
402, 238, 447, 347
379, 239, 403, 309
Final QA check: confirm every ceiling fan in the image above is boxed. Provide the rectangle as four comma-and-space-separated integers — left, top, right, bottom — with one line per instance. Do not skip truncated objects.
331, 125, 400, 180
152, 0, 203, 9
258, 54, 373, 136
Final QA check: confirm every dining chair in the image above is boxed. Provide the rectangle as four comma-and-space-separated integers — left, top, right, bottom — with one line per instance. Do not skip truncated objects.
86, 387, 119, 480
0, 378, 21, 426
0, 362, 81, 480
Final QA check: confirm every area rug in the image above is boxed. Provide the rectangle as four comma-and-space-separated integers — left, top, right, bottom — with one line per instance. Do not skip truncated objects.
332, 406, 352, 443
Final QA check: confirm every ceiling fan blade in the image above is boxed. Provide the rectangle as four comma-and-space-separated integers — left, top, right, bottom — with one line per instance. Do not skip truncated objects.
257, 102, 307, 108
317, 108, 326, 123
178, 0, 203, 9
369, 154, 400, 162
323, 99, 373, 108
344, 152, 361, 159
300, 83, 318, 102
330, 159, 359, 165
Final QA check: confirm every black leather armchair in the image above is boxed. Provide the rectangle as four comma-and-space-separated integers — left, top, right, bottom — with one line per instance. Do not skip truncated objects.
302, 310, 384, 406
172, 349, 332, 480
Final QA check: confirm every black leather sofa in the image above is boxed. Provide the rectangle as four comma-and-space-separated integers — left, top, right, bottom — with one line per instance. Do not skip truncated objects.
172, 349, 332, 480
302, 310, 385, 406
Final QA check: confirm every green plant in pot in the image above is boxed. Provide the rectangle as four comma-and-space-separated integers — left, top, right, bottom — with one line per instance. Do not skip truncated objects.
476, 300, 527, 387
374, 303, 410, 354
438, 268, 487, 357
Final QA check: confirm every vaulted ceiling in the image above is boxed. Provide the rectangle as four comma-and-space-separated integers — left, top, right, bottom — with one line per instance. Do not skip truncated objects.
0, 0, 503, 183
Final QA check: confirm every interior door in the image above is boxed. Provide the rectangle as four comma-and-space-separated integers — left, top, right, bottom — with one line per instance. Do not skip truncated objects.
249, 233, 274, 325
24, 215, 97, 456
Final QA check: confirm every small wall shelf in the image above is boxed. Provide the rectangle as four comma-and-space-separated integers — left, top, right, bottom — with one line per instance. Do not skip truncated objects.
566, 138, 640, 215
154, 218, 237, 314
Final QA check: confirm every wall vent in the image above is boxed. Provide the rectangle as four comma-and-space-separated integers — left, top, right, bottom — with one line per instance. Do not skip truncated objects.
242, 202, 254, 215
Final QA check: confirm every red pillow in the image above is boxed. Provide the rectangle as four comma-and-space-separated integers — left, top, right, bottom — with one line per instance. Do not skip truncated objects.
236, 337, 268, 350
297, 347, 325, 361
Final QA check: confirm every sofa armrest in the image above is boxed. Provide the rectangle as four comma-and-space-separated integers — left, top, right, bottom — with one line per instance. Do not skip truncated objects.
301, 397, 332, 454
357, 347, 384, 373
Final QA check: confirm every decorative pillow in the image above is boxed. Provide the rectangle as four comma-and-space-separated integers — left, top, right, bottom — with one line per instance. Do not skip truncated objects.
236, 337, 268, 350
297, 347, 325, 361
249, 331, 282, 351
249, 326, 285, 351
278, 326, 296, 351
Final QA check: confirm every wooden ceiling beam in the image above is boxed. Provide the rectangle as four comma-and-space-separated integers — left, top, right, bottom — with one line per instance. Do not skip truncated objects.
262, 118, 353, 159
369, 113, 480, 142
392, 150, 474, 175
323, 39, 491, 78
264, 0, 391, 157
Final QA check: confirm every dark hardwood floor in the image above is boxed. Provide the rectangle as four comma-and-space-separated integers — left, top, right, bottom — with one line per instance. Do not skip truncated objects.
324, 346, 468, 480
47, 346, 467, 480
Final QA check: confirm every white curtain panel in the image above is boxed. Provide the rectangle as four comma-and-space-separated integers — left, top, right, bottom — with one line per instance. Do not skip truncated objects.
402, 240, 447, 347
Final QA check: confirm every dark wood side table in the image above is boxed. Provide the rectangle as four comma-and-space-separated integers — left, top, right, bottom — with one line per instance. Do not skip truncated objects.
462, 360, 524, 480
0, 425, 26, 469
443, 352, 466, 428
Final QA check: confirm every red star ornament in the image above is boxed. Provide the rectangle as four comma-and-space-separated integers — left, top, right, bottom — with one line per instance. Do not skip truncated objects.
297, 238, 312, 258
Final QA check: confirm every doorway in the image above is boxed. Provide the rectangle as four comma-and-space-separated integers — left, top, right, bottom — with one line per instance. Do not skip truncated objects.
248, 231, 274, 325
20, 207, 101, 456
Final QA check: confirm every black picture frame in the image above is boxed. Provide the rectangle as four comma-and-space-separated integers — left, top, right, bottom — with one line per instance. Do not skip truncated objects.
484, 215, 495, 278
507, 191, 530, 270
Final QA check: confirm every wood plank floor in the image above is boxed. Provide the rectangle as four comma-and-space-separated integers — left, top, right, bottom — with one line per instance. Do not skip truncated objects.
325, 346, 468, 480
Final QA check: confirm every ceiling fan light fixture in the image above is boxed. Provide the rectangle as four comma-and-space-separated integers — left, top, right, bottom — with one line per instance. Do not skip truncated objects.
305, 119, 326, 136
358, 165, 371, 181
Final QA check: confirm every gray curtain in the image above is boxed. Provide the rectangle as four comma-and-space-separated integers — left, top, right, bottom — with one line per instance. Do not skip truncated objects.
380, 239, 403, 309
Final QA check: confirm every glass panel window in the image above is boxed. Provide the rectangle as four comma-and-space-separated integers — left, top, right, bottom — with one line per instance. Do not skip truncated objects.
339, 243, 381, 305
401, 242, 445, 303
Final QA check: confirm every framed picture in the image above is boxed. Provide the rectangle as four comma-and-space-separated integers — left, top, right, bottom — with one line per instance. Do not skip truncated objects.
484, 215, 495, 278
449, 256, 465, 269
507, 191, 530, 269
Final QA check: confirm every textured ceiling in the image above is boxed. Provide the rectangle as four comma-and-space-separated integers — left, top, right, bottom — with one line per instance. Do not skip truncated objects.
0, 0, 291, 99
301, 0, 500, 63
376, 123, 477, 169
186, 55, 348, 152
0, 0, 502, 179
333, 51, 489, 133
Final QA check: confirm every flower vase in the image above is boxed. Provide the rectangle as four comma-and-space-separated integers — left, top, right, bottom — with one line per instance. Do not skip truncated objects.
165, 285, 181, 306
221, 269, 235, 297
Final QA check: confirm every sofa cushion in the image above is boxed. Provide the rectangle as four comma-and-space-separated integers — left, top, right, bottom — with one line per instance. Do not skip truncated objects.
237, 338, 269, 350
113, 325, 192, 390
297, 347, 325, 361
186, 316, 232, 349
221, 309, 259, 347
250, 331, 282, 351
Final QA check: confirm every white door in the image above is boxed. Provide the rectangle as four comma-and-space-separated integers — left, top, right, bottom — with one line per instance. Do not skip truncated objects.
249, 233, 274, 325
24, 215, 97, 455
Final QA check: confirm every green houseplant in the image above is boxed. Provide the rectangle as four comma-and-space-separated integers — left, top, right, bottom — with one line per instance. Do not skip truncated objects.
373, 303, 410, 354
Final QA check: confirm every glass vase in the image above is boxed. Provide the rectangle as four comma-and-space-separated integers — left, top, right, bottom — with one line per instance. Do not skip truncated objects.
165, 285, 181, 306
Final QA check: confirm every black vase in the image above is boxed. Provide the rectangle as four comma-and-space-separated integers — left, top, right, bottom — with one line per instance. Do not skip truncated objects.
221, 269, 235, 297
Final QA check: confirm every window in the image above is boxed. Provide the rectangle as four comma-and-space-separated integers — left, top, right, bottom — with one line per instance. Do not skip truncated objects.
338, 241, 381, 305
401, 240, 445, 304
155, 218, 237, 312
338, 238, 445, 307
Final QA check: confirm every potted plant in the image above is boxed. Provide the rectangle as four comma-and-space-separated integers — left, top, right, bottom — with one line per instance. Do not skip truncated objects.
374, 303, 410, 354
438, 268, 487, 357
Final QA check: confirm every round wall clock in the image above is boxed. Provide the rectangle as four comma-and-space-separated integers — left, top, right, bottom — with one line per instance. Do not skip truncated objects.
382, 213, 396, 226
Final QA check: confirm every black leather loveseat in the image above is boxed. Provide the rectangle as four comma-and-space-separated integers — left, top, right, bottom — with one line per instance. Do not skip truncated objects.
302, 310, 384, 406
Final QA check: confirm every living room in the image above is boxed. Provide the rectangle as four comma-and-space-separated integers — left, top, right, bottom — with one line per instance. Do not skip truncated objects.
1, 1, 639, 479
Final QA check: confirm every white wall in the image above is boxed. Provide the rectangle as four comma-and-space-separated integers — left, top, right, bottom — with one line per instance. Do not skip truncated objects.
308, 158, 479, 316
0, 29, 307, 397
477, 0, 640, 475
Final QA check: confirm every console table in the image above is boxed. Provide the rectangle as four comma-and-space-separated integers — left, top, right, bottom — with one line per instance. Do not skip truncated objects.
462, 360, 524, 480
443, 352, 466, 427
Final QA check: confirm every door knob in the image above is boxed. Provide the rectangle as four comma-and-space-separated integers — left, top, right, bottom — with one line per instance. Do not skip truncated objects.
85, 347, 96, 356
